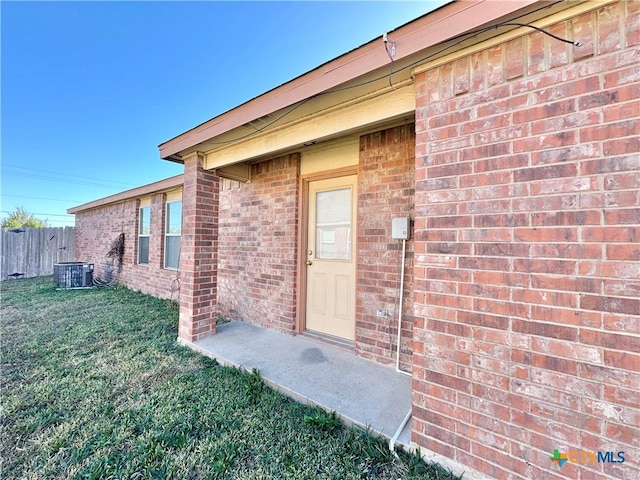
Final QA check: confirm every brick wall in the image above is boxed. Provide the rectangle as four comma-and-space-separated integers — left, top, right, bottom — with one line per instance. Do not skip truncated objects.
217, 153, 300, 333
357, 124, 415, 370
413, 2, 639, 479
178, 153, 219, 343
74, 194, 179, 300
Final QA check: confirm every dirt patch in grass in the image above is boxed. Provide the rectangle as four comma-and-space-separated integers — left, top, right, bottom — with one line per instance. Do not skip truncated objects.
1, 277, 460, 479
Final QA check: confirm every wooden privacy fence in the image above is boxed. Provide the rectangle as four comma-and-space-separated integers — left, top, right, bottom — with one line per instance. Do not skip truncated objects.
0, 227, 76, 281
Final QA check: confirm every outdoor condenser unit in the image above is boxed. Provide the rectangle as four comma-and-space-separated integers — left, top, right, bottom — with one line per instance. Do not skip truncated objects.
53, 262, 94, 289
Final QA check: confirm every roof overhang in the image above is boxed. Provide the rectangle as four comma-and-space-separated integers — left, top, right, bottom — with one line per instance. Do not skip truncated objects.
158, 0, 571, 166
68, 175, 184, 214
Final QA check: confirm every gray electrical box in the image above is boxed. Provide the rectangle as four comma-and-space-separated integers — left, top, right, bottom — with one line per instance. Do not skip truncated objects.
391, 217, 410, 240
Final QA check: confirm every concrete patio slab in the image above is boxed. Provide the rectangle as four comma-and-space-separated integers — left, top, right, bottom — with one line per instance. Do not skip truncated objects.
180, 321, 413, 447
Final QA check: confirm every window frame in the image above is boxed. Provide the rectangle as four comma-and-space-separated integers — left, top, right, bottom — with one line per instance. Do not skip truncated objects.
138, 205, 151, 265
164, 199, 182, 270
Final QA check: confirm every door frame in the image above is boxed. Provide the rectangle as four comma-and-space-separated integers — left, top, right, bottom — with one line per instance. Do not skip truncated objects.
296, 165, 358, 335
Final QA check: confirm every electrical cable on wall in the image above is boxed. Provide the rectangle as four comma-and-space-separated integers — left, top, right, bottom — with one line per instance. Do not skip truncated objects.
201, 97, 315, 146
330, 0, 578, 94
498, 22, 581, 46
383, 32, 397, 89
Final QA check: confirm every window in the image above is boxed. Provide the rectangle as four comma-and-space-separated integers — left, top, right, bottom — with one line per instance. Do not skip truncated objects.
164, 200, 182, 269
138, 205, 150, 265
315, 188, 352, 260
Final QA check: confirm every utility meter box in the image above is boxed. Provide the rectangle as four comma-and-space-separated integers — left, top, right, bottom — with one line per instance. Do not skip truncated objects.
391, 217, 410, 240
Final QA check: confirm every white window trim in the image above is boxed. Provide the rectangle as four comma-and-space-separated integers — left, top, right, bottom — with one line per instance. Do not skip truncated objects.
138, 205, 151, 265
164, 200, 182, 270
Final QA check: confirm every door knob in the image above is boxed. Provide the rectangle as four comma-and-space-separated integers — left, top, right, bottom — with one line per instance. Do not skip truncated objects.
306, 260, 313, 266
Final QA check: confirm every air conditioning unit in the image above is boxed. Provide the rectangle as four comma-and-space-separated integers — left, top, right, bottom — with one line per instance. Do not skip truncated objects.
53, 262, 94, 289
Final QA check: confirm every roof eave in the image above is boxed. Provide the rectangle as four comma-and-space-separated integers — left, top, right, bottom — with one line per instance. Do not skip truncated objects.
158, 0, 540, 160
68, 174, 184, 214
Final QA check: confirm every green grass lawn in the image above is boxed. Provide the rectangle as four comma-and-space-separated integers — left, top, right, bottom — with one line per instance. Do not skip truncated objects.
1, 277, 460, 480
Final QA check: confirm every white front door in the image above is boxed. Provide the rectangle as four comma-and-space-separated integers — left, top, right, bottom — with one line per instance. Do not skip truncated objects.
305, 175, 357, 341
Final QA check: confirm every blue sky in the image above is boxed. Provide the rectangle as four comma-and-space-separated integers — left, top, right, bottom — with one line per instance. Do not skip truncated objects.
2, 1, 448, 227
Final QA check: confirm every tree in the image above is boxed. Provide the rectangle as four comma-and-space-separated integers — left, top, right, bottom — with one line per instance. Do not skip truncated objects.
2, 207, 49, 228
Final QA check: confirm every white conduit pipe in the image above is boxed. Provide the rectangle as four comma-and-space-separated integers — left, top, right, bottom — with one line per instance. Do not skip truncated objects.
389, 239, 411, 457
396, 238, 411, 377
390, 237, 412, 454
389, 408, 412, 454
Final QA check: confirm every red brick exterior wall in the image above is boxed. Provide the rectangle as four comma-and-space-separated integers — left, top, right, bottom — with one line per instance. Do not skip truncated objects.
178, 152, 219, 343
357, 125, 415, 370
74, 195, 179, 300
217, 153, 300, 333
412, 2, 639, 479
